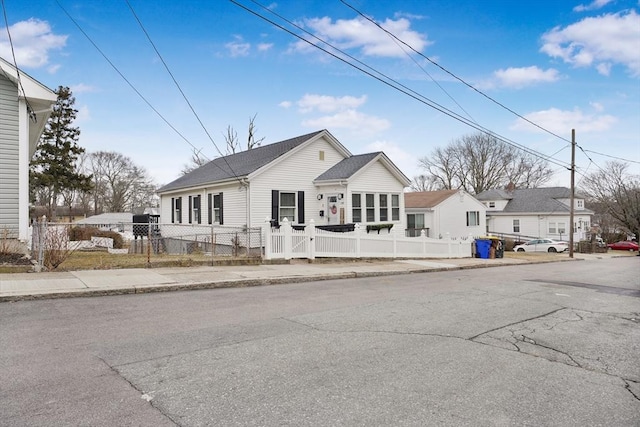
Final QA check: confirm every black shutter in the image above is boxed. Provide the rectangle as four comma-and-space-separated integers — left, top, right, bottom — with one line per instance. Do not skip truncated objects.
208, 194, 212, 224
178, 197, 182, 223
297, 191, 305, 224
188, 196, 192, 223
219, 192, 224, 225
271, 190, 279, 226
171, 197, 175, 223
197, 195, 201, 224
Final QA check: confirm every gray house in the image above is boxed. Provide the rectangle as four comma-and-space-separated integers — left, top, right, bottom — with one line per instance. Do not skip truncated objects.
0, 57, 57, 240
476, 187, 594, 242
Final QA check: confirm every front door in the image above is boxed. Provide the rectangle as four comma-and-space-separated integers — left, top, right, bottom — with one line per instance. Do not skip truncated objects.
326, 195, 342, 224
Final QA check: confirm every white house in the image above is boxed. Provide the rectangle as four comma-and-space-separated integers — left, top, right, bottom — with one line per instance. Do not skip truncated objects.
157, 129, 411, 230
475, 187, 594, 242
404, 189, 487, 238
0, 57, 57, 240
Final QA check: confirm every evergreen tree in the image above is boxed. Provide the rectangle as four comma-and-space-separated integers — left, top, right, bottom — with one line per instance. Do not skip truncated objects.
30, 86, 92, 219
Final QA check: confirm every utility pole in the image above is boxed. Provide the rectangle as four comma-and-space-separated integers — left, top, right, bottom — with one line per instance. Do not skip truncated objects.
569, 129, 576, 258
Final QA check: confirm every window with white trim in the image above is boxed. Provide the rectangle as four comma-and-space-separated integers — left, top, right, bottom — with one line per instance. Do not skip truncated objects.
352, 194, 362, 223
279, 192, 296, 222
391, 194, 399, 221
366, 193, 375, 222
513, 219, 520, 233
466, 211, 480, 226
379, 194, 388, 221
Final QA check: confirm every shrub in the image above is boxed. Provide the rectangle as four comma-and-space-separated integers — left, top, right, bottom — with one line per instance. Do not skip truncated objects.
70, 226, 124, 249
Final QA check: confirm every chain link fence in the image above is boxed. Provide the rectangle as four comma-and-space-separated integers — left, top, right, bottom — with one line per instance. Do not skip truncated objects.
29, 218, 263, 271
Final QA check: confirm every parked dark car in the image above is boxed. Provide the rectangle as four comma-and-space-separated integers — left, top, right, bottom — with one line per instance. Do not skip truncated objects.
607, 241, 639, 251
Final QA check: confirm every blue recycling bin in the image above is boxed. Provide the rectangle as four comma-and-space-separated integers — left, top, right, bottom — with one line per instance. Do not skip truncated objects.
475, 239, 492, 259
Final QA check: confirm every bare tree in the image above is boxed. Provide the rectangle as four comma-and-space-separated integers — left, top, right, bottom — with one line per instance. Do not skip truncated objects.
410, 174, 442, 192
224, 125, 239, 155
581, 161, 640, 240
225, 113, 264, 155
180, 148, 208, 176
418, 133, 554, 194
89, 151, 156, 213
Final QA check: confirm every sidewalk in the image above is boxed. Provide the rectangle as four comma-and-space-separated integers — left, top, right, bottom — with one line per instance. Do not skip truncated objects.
0, 252, 630, 302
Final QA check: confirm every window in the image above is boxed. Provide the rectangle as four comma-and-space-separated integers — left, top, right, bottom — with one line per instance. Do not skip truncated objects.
208, 193, 222, 224
407, 213, 425, 237
172, 197, 182, 224
558, 222, 566, 234
279, 192, 296, 222
577, 200, 583, 208
366, 193, 375, 222
466, 211, 480, 226
379, 194, 388, 221
319, 150, 325, 161
190, 195, 201, 224
513, 219, 520, 233
489, 201, 495, 208
548, 222, 557, 234
352, 194, 362, 223
391, 194, 399, 221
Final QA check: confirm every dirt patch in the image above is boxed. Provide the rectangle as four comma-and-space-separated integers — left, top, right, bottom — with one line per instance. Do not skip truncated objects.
0, 253, 33, 266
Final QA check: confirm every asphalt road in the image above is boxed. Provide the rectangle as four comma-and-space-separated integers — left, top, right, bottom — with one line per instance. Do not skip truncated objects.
1, 257, 639, 426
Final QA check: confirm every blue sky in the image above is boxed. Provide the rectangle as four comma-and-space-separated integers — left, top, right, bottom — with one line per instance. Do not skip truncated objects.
2, 0, 639, 187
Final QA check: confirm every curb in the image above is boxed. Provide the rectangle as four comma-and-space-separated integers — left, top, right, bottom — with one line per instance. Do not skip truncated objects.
0, 257, 586, 303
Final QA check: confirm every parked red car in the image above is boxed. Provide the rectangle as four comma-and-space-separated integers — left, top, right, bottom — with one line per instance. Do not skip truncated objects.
607, 241, 639, 251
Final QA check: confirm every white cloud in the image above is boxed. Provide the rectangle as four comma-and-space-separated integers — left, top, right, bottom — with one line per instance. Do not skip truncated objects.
481, 66, 561, 89
364, 140, 415, 177
540, 10, 640, 77
297, 94, 367, 113
225, 36, 250, 57
279, 100, 292, 108
511, 107, 617, 134
302, 109, 390, 134
573, 0, 613, 12
257, 43, 273, 52
75, 105, 91, 123
70, 83, 96, 94
0, 19, 67, 69
294, 16, 430, 58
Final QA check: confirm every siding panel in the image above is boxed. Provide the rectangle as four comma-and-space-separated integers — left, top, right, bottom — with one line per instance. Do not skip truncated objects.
0, 75, 19, 236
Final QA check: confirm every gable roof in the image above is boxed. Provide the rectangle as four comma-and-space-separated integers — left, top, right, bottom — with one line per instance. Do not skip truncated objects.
315, 152, 380, 181
477, 187, 593, 214
405, 190, 459, 209
315, 151, 411, 186
158, 130, 327, 193
0, 57, 57, 154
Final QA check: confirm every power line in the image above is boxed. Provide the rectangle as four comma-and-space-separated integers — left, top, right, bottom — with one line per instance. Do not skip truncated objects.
233, 0, 571, 170
582, 149, 640, 165
1, 0, 35, 121
125, 0, 246, 183
55, 0, 204, 158
339, 0, 574, 146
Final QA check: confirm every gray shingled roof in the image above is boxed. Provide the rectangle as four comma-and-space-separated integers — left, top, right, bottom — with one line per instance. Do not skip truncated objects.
158, 130, 324, 193
477, 187, 592, 213
475, 189, 513, 201
315, 152, 380, 181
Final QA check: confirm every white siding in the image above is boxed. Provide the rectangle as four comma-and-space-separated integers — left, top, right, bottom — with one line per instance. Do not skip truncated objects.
347, 161, 407, 229
0, 75, 19, 237
249, 136, 347, 227
434, 192, 486, 239
160, 182, 247, 226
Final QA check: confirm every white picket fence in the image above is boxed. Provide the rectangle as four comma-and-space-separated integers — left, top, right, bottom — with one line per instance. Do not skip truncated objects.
263, 218, 472, 260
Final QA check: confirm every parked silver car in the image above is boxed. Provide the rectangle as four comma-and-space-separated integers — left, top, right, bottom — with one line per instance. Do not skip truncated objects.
513, 239, 569, 253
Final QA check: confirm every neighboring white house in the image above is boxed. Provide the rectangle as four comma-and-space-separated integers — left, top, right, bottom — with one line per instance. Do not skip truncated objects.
156, 129, 411, 230
404, 189, 487, 238
0, 57, 57, 240
475, 187, 594, 242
